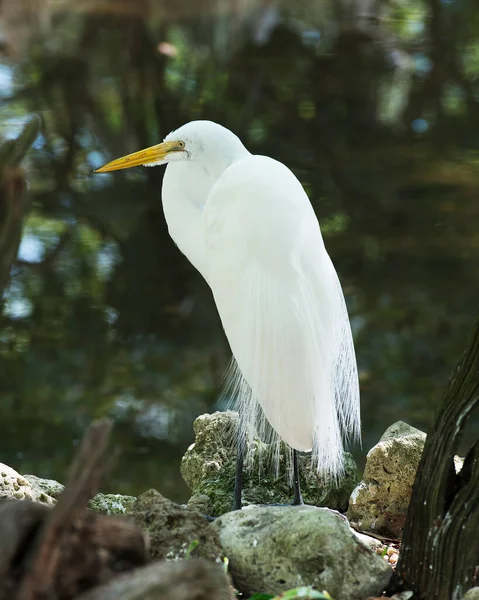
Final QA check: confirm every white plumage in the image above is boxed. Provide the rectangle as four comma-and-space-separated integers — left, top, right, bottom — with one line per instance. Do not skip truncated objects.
97, 120, 361, 479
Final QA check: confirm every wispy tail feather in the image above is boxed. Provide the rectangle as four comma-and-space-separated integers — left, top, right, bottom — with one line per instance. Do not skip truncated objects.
216, 250, 360, 480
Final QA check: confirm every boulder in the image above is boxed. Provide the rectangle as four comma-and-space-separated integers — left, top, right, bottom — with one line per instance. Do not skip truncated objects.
351, 529, 384, 552
347, 421, 426, 538
23, 474, 65, 500
187, 493, 214, 515
211, 504, 391, 599
0, 463, 56, 506
181, 411, 357, 516
126, 489, 223, 562
462, 589, 479, 600
181, 411, 240, 491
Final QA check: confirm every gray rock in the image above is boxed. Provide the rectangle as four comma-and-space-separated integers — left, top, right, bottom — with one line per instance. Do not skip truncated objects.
77, 559, 232, 600
182, 411, 357, 516
187, 493, 214, 515
462, 588, 479, 600
127, 489, 223, 562
181, 411, 240, 491
212, 504, 391, 599
350, 528, 384, 551
23, 474, 64, 500
23, 477, 137, 516
89, 493, 137, 515
347, 421, 426, 538
0, 463, 56, 506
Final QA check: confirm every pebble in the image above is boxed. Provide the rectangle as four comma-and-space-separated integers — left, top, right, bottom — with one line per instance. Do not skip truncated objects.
378, 544, 400, 568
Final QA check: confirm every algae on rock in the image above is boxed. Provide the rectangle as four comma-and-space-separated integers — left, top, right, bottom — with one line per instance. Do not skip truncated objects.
24, 474, 65, 500
127, 489, 224, 562
182, 411, 358, 516
181, 411, 240, 492
89, 493, 137, 515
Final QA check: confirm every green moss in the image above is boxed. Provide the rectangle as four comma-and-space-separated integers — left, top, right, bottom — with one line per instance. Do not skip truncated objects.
89, 493, 137, 515
127, 489, 223, 562
183, 412, 358, 517
197, 452, 358, 517
23, 475, 65, 500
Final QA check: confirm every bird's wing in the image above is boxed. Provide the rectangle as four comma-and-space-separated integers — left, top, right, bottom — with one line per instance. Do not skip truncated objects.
202, 155, 360, 477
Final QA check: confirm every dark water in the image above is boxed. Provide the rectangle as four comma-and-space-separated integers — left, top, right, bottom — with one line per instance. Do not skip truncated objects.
0, 0, 478, 502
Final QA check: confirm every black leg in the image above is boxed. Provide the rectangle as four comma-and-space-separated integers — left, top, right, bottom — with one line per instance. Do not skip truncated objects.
292, 449, 304, 506
232, 442, 244, 511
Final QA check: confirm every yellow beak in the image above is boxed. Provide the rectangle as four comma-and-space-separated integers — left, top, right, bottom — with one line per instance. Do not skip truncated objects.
94, 141, 184, 173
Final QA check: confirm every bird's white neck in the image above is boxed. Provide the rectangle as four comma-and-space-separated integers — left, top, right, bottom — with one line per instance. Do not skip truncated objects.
161, 143, 250, 279
160, 159, 226, 280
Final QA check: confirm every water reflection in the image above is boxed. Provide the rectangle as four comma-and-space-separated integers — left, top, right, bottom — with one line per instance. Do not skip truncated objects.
0, 0, 478, 501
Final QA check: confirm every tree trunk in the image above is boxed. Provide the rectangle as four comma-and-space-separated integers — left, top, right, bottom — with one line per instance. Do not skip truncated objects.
395, 315, 479, 599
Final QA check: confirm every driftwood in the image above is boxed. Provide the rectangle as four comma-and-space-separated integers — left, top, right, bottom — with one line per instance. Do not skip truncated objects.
0, 419, 234, 600
395, 316, 479, 599
78, 558, 233, 600
0, 499, 148, 600
17, 419, 115, 599
0, 420, 148, 600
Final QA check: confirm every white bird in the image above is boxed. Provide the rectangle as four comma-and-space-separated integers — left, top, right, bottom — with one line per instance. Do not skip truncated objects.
96, 120, 360, 507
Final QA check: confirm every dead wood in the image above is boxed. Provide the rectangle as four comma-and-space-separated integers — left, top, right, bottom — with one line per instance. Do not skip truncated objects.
77, 558, 233, 600
0, 419, 148, 600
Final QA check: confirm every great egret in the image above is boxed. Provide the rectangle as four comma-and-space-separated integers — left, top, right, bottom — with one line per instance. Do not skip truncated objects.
96, 120, 361, 508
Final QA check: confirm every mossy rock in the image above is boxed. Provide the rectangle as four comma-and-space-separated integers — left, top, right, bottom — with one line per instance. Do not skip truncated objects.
182, 411, 358, 517
181, 411, 239, 491
89, 493, 137, 515
127, 489, 223, 562
195, 451, 357, 516
24, 474, 65, 500
347, 421, 427, 538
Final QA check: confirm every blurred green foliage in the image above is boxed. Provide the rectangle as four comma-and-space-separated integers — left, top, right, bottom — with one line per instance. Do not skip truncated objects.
0, 0, 478, 499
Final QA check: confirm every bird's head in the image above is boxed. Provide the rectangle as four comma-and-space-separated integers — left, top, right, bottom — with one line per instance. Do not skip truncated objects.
95, 120, 247, 174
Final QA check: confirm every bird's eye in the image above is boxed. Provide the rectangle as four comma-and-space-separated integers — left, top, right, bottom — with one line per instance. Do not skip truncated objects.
178, 141, 185, 149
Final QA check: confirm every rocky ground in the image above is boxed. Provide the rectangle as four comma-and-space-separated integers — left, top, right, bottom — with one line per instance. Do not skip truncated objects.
0, 413, 476, 600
